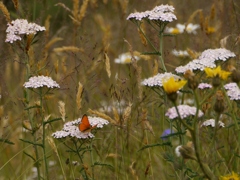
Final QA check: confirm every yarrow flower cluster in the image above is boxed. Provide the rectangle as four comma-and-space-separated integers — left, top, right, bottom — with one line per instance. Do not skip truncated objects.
165, 105, 204, 119
141, 72, 181, 87
23, 76, 60, 89
52, 116, 109, 139
127, 4, 176, 22
224, 83, 240, 100
5, 19, 46, 43
198, 83, 212, 89
114, 52, 140, 64
201, 119, 225, 128
175, 48, 235, 74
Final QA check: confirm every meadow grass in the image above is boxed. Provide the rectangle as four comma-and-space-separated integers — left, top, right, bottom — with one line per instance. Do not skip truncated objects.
0, 0, 240, 180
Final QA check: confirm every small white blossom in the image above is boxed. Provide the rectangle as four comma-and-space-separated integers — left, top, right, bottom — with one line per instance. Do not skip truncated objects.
165, 24, 185, 34
23, 76, 60, 89
175, 145, 182, 157
172, 49, 189, 57
185, 23, 200, 34
52, 116, 109, 139
165, 105, 204, 119
114, 52, 140, 64
127, 4, 176, 22
5, 19, 46, 43
224, 83, 240, 100
198, 83, 212, 89
201, 119, 225, 128
141, 72, 182, 87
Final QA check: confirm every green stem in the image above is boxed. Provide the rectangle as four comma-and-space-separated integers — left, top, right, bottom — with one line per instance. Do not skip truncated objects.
192, 90, 217, 180
90, 140, 95, 180
24, 52, 41, 180
159, 30, 167, 72
73, 140, 89, 180
39, 88, 49, 180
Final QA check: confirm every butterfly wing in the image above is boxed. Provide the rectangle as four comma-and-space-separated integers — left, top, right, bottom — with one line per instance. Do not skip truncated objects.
79, 114, 91, 132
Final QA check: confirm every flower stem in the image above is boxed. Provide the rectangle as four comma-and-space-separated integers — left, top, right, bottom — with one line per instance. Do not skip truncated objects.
39, 88, 49, 180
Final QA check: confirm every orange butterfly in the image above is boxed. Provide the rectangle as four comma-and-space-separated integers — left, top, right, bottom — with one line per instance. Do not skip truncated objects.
79, 114, 97, 133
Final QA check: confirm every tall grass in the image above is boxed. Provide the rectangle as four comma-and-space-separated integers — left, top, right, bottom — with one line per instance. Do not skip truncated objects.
0, 0, 240, 179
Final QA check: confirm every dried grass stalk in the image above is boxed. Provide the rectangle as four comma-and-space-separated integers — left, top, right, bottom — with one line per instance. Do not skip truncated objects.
0, 2, 11, 22
78, 0, 89, 23
112, 107, 120, 123
186, 9, 202, 26
210, 4, 215, 20
58, 101, 66, 122
123, 103, 132, 124
12, 0, 19, 10
138, 24, 147, 46
55, 3, 71, 12
72, 0, 79, 19
153, 59, 158, 76
88, 108, 115, 124
54, 46, 84, 53
104, 53, 111, 78
76, 82, 84, 110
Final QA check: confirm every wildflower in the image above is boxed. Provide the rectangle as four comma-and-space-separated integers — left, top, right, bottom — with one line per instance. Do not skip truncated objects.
160, 128, 174, 140
205, 66, 231, 80
5, 19, 46, 43
201, 119, 225, 128
198, 83, 212, 89
199, 48, 235, 61
23, 76, 60, 89
175, 48, 235, 74
224, 83, 240, 100
127, 4, 177, 23
185, 23, 200, 34
165, 23, 185, 34
52, 116, 109, 139
172, 49, 189, 58
175, 144, 196, 160
162, 77, 187, 94
165, 105, 204, 119
220, 171, 240, 180
141, 73, 182, 87
114, 52, 140, 64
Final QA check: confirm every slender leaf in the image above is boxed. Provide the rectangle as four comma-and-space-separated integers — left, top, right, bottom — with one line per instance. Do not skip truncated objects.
19, 138, 43, 147
138, 142, 172, 152
0, 138, 14, 145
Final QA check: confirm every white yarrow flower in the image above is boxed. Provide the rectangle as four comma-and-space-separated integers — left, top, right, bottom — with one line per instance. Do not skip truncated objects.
52, 116, 109, 139
141, 72, 182, 87
224, 82, 240, 100
127, 4, 176, 22
23, 76, 60, 89
5, 19, 46, 43
165, 105, 204, 119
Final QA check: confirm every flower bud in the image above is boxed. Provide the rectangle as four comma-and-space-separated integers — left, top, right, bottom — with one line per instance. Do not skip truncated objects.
214, 90, 225, 114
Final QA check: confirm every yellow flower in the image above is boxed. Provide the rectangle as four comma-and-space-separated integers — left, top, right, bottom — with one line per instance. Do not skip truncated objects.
162, 77, 187, 94
204, 66, 231, 80
220, 171, 240, 180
